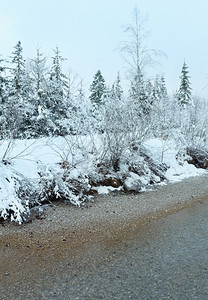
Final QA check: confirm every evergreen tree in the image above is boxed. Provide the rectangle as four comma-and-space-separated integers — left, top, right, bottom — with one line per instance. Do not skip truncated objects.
176, 61, 192, 106
150, 74, 170, 135
49, 47, 68, 101
26, 49, 49, 137
30, 48, 47, 95
159, 75, 168, 99
5, 41, 28, 138
151, 74, 168, 103
110, 72, 123, 101
129, 73, 152, 115
47, 47, 69, 135
145, 79, 153, 98
152, 75, 161, 101
50, 47, 67, 87
0, 55, 8, 138
10, 41, 26, 95
89, 70, 106, 106
0, 55, 7, 103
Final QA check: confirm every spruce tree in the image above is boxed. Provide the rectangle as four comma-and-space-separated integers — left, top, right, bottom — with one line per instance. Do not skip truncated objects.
110, 72, 123, 101
30, 48, 47, 94
0, 55, 7, 103
0, 55, 7, 138
6, 41, 28, 138
159, 75, 168, 99
47, 47, 68, 135
89, 70, 106, 105
48, 48, 68, 114
28, 49, 49, 137
129, 73, 151, 115
10, 41, 26, 95
177, 61, 192, 106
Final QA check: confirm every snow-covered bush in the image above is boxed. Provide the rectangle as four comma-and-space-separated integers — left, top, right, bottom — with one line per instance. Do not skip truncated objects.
38, 164, 93, 206
150, 95, 177, 140
170, 97, 208, 162
120, 146, 168, 191
0, 163, 40, 223
98, 96, 150, 172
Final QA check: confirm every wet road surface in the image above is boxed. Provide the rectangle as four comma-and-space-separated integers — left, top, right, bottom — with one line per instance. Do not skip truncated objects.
1, 200, 208, 299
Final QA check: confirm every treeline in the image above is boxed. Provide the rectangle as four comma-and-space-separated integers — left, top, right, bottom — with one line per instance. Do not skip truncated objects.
0, 41, 193, 140
0, 42, 86, 138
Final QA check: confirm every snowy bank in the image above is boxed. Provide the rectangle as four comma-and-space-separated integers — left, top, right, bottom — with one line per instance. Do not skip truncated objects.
0, 136, 207, 223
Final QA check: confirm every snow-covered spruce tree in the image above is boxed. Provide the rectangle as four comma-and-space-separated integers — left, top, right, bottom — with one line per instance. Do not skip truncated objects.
176, 61, 192, 107
4, 41, 28, 138
159, 74, 168, 99
28, 48, 50, 137
150, 74, 174, 137
0, 55, 7, 103
0, 55, 8, 138
89, 70, 106, 106
89, 70, 106, 132
128, 72, 153, 119
9, 41, 26, 96
72, 80, 92, 134
47, 47, 69, 135
29, 48, 48, 96
110, 72, 123, 101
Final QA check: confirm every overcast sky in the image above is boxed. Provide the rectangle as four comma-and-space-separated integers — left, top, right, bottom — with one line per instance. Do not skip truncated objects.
1, 0, 208, 97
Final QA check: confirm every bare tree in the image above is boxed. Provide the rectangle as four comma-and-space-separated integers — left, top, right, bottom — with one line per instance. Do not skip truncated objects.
120, 7, 164, 102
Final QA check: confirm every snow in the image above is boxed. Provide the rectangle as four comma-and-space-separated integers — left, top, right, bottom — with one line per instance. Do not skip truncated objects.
165, 160, 205, 182
143, 138, 206, 182
0, 163, 37, 223
0, 136, 207, 222
93, 185, 122, 194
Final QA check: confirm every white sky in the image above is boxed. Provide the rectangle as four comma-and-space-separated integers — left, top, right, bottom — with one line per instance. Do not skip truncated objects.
1, 0, 208, 97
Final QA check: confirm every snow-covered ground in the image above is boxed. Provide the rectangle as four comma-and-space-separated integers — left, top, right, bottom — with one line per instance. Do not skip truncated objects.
143, 138, 205, 182
0, 136, 206, 223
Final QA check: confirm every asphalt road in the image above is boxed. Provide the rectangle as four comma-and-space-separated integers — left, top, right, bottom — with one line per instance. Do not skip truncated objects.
1, 199, 208, 300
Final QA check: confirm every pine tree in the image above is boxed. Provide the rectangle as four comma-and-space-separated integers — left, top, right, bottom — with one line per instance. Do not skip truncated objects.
89, 70, 106, 106
176, 61, 192, 106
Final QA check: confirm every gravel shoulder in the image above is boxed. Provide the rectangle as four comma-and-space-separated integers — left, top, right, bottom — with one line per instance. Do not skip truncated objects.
1, 173, 208, 234
1, 173, 208, 298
